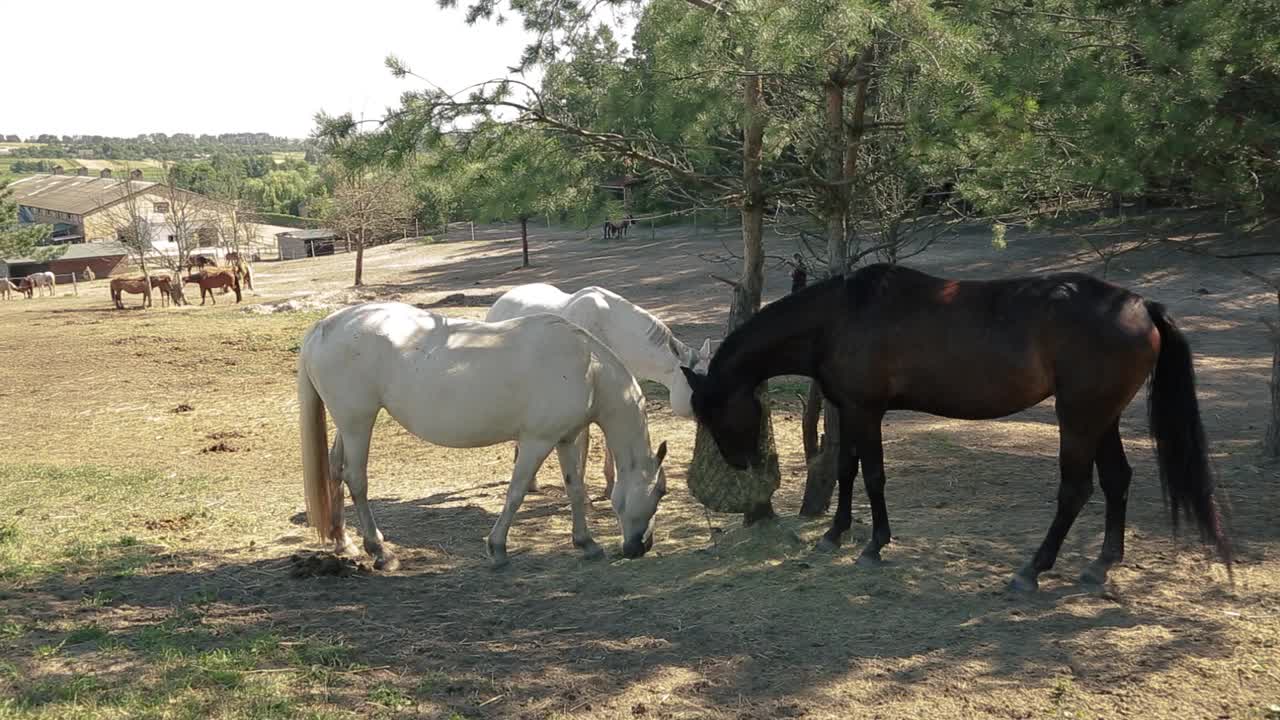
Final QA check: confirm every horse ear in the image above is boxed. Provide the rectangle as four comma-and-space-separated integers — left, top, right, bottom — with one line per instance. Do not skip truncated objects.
655, 441, 668, 466
680, 365, 703, 390
698, 338, 712, 359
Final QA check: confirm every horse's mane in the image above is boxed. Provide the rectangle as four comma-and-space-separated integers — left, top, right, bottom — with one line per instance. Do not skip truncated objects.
707, 263, 902, 377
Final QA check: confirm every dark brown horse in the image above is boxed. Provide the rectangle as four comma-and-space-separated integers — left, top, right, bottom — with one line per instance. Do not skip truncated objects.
681, 263, 1231, 591
183, 269, 241, 305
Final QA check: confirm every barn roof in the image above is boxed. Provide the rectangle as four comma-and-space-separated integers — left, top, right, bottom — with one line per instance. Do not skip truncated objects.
276, 228, 339, 241
4, 241, 129, 264
7, 174, 158, 215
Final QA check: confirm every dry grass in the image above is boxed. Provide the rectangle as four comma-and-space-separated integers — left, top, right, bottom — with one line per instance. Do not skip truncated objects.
0, 220, 1277, 719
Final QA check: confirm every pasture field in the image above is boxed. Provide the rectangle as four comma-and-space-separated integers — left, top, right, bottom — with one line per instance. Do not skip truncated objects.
0, 220, 1277, 719
0, 158, 166, 184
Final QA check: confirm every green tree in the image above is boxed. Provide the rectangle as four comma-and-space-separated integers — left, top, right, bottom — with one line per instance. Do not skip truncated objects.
0, 181, 54, 262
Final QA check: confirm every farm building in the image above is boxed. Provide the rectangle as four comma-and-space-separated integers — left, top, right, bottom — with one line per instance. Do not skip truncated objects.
6, 170, 239, 270
1, 241, 130, 280
276, 229, 343, 260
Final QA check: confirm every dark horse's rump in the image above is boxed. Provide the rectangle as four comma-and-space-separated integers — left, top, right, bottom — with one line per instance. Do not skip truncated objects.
683, 263, 1230, 591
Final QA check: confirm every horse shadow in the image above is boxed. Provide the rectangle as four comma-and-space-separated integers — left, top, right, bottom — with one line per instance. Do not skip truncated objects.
2, 510, 1241, 719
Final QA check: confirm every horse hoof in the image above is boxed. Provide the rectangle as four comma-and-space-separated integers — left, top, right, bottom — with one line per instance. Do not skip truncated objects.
856, 550, 883, 568
1008, 573, 1038, 593
374, 555, 400, 572
577, 540, 606, 561
486, 540, 508, 569
1080, 563, 1109, 587
814, 537, 840, 554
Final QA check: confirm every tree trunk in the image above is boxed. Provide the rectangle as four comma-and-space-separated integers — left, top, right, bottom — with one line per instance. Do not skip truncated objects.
1266, 336, 1280, 457
354, 233, 365, 286
686, 63, 781, 526
1265, 313, 1280, 457
800, 46, 875, 518
800, 64, 851, 517
520, 217, 530, 268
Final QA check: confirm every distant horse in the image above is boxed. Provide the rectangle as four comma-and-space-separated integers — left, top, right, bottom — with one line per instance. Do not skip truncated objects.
27, 271, 55, 298
681, 263, 1232, 591
187, 255, 218, 274
298, 303, 670, 569
2, 278, 30, 300
603, 214, 636, 239
487, 283, 711, 497
183, 269, 241, 305
149, 274, 174, 307
110, 276, 153, 309
226, 256, 254, 292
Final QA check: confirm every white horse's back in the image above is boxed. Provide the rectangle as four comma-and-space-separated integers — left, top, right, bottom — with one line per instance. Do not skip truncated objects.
302, 302, 601, 448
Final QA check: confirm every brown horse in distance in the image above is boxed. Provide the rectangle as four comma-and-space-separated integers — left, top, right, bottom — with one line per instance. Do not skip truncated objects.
150, 274, 174, 307
110, 276, 153, 309
183, 269, 241, 305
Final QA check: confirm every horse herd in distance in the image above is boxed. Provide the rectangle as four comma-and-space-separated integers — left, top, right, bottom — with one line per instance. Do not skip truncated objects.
0, 253, 254, 309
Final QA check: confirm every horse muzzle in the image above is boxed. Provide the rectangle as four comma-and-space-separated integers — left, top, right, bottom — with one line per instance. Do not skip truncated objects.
622, 533, 653, 559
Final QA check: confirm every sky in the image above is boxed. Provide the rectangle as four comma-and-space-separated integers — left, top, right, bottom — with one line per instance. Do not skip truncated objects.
0, 0, 633, 140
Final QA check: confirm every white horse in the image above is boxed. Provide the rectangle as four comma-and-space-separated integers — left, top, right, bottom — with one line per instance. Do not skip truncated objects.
298, 302, 670, 570
26, 272, 55, 298
486, 283, 711, 497
1, 278, 23, 300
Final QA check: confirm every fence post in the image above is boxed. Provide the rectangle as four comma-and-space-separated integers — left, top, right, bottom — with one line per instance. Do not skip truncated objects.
470, 222, 475, 242
71, 273, 78, 296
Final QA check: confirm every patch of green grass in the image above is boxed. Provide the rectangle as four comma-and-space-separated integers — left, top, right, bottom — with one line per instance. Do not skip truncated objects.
15, 674, 104, 708
65, 624, 109, 647
80, 589, 118, 608
415, 671, 450, 697
367, 683, 413, 710
0, 620, 25, 639
0, 464, 212, 581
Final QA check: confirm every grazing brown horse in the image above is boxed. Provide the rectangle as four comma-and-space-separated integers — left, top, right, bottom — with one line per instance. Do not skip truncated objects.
110, 276, 153, 309
183, 269, 241, 305
149, 274, 174, 307
681, 263, 1232, 591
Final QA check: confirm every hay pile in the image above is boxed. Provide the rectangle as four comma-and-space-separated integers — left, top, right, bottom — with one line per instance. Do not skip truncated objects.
685, 386, 781, 513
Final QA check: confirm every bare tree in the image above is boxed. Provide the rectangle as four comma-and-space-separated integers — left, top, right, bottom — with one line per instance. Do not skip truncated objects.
323, 171, 410, 286
98, 176, 156, 284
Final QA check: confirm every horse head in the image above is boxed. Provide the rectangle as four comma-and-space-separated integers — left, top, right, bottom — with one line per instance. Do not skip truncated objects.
612, 440, 668, 559
680, 366, 761, 470
669, 338, 714, 418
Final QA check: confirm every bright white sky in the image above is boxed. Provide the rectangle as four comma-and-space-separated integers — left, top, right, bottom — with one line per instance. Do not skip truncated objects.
0, 0, 633, 140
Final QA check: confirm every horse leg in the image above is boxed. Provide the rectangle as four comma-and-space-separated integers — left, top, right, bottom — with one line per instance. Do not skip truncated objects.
1081, 420, 1131, 586
336, 415, 399, 571
326, 434, 361, 557
815, 417, 861, 552
600, 441, 616, 501
849, 413, 892, 566
558, 430, 604, 560
487, 438, 553, 568
1010, 423, 1098, 592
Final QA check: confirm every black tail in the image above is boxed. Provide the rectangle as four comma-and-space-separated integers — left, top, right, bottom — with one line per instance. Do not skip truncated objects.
1145, 301, 1232, 567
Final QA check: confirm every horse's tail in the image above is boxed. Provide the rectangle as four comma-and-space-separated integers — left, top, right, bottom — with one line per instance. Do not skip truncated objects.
1145, 300, 1232, 568
298, 351, 337, 542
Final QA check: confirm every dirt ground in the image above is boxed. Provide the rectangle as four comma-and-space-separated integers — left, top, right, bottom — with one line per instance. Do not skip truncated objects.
0, 217, 1277, 719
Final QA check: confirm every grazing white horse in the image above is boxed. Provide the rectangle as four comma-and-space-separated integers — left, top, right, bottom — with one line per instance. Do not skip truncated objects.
26, 272, 55, 298
1, 278, 23, 300
486, 283, 711, 496
298, 302, 670, 570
